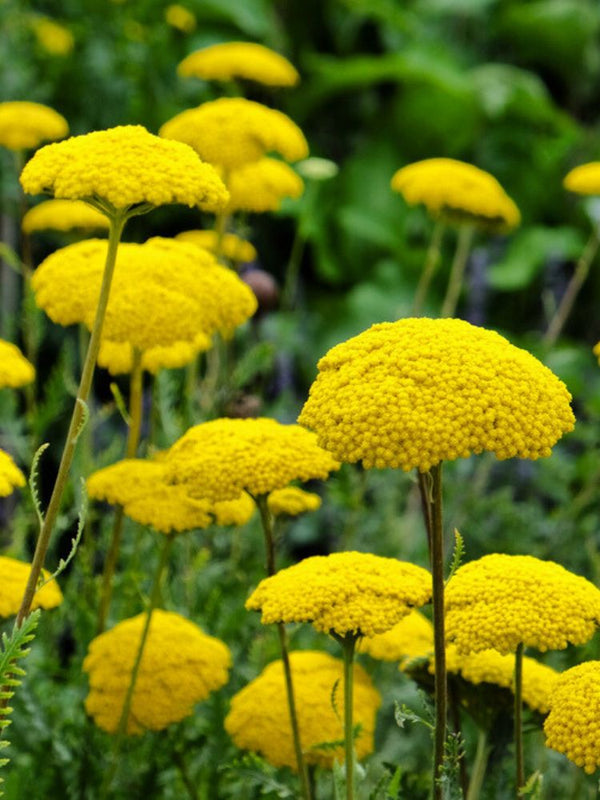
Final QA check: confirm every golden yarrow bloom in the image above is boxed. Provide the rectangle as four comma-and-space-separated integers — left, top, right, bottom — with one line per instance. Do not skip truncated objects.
445, 554, 600, 655
178, 41, 299, 87
0, 101, 68, 151
0, 340, 35, 388
164, 417, 340, 502
0, 451, 26, 498
97, 334, 211, 376
22, 199, 109, 234
358, 609, 434, 666
165, 4, 196, 33
20, 125, 228, 213
159, 98, 308, 171
225, 651, 380, 770
563, 162, 600, 195
267, 486, 321, 517
246, 551, 432, 638
31, 17, 74, 56
175, 229, 257, 263
225, 158, 304, 213
391, 157, 520, 230
0, 555, 62, 617
83, 610, 231, 734
298, 318, 575, 472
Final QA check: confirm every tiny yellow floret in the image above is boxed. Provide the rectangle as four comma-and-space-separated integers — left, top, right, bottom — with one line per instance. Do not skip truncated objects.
178, 42, 299, 87
0, 451, 26, 498
564, 163, 600, 196
0, 340, 35, 388
23, 199, 109, 234
0, 101, 68, 151
0, 555, 62, 617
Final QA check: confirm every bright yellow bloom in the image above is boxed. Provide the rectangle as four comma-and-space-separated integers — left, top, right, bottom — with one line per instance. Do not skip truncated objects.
391, 158, 520, 230
225, 651, 380, 769
563, 163, 600, 195
225, 158, 304, 213
298, 318, 574, 472
165, 417, 339, 502
97, 334, 211, 376
159, 98, 308, 171
246, 551, 431, 637
0, 101, 68, 151
267, 487, 321, 517
20, 125, 228, 213
358, 609, 434, 666
83, 610, 231, 734
0, 450, 26, 498
165, 4, 196, 33
0, 340, 35, 388
178, 41, 299, 87
22, 199, 109, 234
0, 555, 62, 617
446, 554, 600, 655
175, 229, 257, 263
31, 17, 74, 56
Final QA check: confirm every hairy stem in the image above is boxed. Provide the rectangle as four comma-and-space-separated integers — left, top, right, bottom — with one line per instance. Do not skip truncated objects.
342, 633, 357, 800
441, 224, 474, 318
413, 218, 445, 315
514, 642, 524, 795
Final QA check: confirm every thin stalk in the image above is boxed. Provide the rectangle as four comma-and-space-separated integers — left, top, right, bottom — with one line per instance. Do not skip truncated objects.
441, 224, 474, 318
281, 226, 306, 311
514, 642, 525, 796
125, 347, 143, 457
466, 729, 490, 800
213, 186, 230, 262
544, 225, 600, 347
16, 210, 127, 626
342, 634, 357, 800
172, 748, 199, 800
413, 219, 445, 315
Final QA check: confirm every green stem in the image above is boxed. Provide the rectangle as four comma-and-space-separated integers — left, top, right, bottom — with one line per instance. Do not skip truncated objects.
172, 747, 199, 800
125, 347, 143, 457
342, 633, 357, 800
213, 191, 230, 262
281, 226, 306, 311
466, 728, 490, 800
16, 210, 127, 627
514, 642, 524, 796
413, 219, 445, 316
544, 224, 600, 346
441, 224, 474, 318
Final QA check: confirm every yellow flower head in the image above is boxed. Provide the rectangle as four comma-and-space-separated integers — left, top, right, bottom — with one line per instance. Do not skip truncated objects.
246, 551, 432, 637
0, 555, 62, 617
159, 98, 308, 171
165, 4, 196, 33
20, 125, 228, 213
83, 610, 231, 734
544, 661, 600, 773
0, 101, 68, 151
175, 229, 257, 263
298, 318, 575, 472
225, 651, 380, 770
0, 450, 26, 498
358, 609, 434, 666
0, 340, 35, 388
22, 199, 109, 234
178, 41, 299, 87
31, 17, 74, 56
267, 487, 321, 517
164, 417, 340, 502
225, 158, 304, 213
391, 158, 520, 230
97, 334, 211, 376
445, 554, 600, 655
563, 163, 600, 196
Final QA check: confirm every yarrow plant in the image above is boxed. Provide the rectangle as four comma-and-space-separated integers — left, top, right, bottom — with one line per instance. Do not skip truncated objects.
177, 41, 300, 87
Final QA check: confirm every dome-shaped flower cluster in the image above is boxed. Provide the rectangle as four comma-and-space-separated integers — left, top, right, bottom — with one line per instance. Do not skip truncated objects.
563, 163, 600, 196
83, 610, 231, 734
391, 157, 520, 230
246, 551, 431, 637
0, 450, 26, 498
178, 42, 299, 87
0, 340, 35, 389
175, 229, 257, 263
225, 651, 380, 769
20, 125, 229, 213
165, 417, 339, 502
445, 554, 600, 655
97, 335, 211, 376
298, 318, 575, 472
31, 17, 74, 57
0, 101, 68, 151
267, 487, 321, 517
22, 199, 109, 233
358, 609, 434, 666
225, 158, 304, 213
159, 98, 308, 171
0, 555, 62, 617
165, 4, 196, 32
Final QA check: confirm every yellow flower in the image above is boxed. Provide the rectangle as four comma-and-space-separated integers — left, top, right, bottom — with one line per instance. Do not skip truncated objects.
0, 101, 68, 152
97, 334, 211, 376
267, 487, 321, 517
298, 318, 575, 472
225, 158, 304, 213
544, 661, 600, 773
0, 340, 35, 388
159, 98, 308, 171
178, 41, 299, 87
0, 555, 62, 617
164, 417, 340, 502
22, 199, 109, 234
445, 554, 600, 655
31, 17, 74, 56
20, 125, 228, 213
83, 610, 231, 734
165, 4, 196, 33
0, 450, 26, 498
225, 651, 380, 769
391, 158, 520, 230
563, 163, 600, 195
175, 229, 257, 263
246, 551, 431, 637
358, 609, 434, 666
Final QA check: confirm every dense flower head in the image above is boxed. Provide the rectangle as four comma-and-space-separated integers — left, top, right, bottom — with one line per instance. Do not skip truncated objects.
175, 229, 257, 263
97, 334, 211, 376
159, 98, 308, 171
164, 417, 340, 502
358, 609, 434, 665
22, 199, 109, 233
391, 158, 520, 230
178, 42, 299, 87
445, 554, 600, 655
0, 450, 26, 498
298, 318, 575, 472
225, 157, 304, 213
31, 17, 74, 56
20, 125, 229, 213
246, 552, 432, 637
0, 340, 35, 389
0, 101, 68, 151
563, 163, 600, 196
544, 661, 600, 773
267, 487, 321, 517
225, 651, 380, 769
0, 555, 62, 617
83, 610, 231, 734
165, 4, 196, 32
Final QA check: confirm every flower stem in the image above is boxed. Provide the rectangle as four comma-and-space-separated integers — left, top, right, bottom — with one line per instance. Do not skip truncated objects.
514, 642, 525, 796
413, 218, 445, 315
466, 728, 490, 800
342, 633, 357, 800
441, 224, 474, 318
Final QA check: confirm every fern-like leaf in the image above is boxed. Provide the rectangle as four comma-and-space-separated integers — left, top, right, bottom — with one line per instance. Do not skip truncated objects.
29, 443, 49, 530
446, 529, 465, 585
